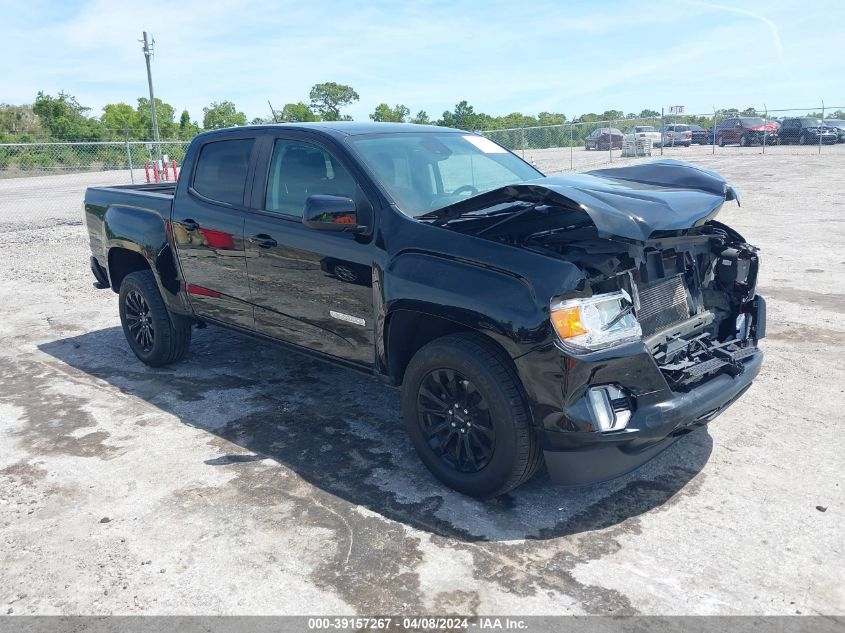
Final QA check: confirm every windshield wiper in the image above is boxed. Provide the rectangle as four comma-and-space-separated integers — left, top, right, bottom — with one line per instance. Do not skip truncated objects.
420, 201, 531, 227
473, 203, 544, 236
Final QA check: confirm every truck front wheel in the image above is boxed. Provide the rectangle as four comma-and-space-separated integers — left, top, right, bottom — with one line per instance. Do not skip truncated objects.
118, 270, 192, 367
401, 333, 542, 498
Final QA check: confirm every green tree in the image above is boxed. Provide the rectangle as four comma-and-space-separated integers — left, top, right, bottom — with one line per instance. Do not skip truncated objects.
202, 100, 247, 130
100, 102, 142, 139
137, 97, 178, 139
410, 110, 430, 124
537, 112, 567, 126
438, 101, 483, 130
33, 91, 101, 140
309, 82, 359, 121
0, 104, 43, 141
370, 103, 409, 122
280, 102, 320, 122
639, 109, 660, 118
178, 110, 201, 139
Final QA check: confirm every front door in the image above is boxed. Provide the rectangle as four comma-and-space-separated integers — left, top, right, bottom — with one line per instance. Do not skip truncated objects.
243, 136, 375, 366
172, 136, 257, 329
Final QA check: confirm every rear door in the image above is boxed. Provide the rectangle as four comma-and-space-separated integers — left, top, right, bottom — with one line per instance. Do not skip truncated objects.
242, 133, 377, 366
172, 135, 257, 329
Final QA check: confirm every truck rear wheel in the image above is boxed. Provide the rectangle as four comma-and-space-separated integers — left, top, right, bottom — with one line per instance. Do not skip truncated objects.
118, 270, 192, 367
401, 333, 542, 498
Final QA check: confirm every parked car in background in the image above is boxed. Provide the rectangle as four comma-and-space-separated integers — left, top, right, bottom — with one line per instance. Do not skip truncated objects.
624, 125, 662, 147
659, 124, 692, 147
823, 119, 845, 142
778, 118, 838, 145
584, 128, 624, 151
715, 117, 779, 147
689, 124, 710, 145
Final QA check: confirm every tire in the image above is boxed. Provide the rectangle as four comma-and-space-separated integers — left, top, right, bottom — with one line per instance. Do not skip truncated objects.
740, 134, 749, 147
118, 270, 192, 367
799, 134, 807, 145
401, 332, 542, 498
719, 136, 725, 147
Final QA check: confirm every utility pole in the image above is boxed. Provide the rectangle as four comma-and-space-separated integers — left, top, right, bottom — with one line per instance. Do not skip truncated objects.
141, 32, 161, 161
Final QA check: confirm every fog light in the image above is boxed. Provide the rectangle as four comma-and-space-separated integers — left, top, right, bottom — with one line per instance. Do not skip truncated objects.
587, 385, 632, 432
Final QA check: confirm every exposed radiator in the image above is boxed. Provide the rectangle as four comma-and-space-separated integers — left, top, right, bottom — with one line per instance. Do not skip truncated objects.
636, 274, 691, 336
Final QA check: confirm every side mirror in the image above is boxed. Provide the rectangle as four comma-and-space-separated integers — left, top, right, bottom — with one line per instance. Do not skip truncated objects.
302, 195, 364, 233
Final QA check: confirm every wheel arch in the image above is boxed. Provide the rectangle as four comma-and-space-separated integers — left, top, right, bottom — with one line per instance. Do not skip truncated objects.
107, 246, 151, 292
384, 309, 518, 388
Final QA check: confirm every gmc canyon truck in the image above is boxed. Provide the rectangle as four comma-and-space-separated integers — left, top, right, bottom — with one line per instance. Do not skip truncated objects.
84, 122, 765, 498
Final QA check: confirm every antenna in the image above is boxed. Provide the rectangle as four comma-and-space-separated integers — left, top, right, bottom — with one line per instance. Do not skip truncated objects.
268, 100, 280, 123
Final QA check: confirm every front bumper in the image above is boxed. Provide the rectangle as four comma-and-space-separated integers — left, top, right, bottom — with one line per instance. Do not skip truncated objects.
514, 297, 766, 486
539, 349, 762, 485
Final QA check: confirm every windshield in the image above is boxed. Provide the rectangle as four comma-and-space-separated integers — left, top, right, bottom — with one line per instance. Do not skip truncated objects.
740, 117, 765, 126
635, 126, 656, 132
824, 119, 845, 127
349, 133, 542, 218
800, 118, 822, 126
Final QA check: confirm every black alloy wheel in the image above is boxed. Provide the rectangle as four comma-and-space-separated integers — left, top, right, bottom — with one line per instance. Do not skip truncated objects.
417, 368, 495, 473
401, 332, 542, 498
124, 289, 155, 353
118, 270, 192, 367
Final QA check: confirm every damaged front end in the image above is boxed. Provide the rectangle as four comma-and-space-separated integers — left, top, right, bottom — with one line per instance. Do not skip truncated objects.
539, 220, 764, 392
429, 160, 765, 484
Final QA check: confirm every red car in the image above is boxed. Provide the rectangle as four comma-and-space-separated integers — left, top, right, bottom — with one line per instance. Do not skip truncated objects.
715, 117, 779, 146
584, 128, 624, 151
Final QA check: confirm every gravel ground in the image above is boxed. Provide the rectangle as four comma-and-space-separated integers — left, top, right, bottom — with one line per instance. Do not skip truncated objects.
0, 145, 843, 616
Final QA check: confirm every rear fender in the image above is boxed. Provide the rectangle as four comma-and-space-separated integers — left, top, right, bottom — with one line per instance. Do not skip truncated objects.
103, 205, 190, 314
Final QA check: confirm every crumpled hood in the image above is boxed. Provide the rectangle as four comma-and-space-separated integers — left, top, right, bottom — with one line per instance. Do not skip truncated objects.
433, 160, 740, 242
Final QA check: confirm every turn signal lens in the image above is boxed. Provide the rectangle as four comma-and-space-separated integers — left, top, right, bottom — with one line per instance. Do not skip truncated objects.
551, 306, 588, 339
550, 291, 642, 351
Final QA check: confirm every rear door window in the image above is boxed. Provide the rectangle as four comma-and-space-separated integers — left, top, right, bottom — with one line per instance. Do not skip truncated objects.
193, 139, 254, 206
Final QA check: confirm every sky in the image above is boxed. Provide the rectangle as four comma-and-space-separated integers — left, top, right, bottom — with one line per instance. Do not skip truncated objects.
3, 0, 844, 125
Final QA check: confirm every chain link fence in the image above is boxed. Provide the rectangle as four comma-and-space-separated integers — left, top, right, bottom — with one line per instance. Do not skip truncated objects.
482, 105, 845, 174
0, 141, 190, 230
1, 103, 844, 229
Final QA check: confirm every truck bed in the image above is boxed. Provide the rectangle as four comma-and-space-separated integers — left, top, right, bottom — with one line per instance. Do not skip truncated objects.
88, 181, 177, 197
84, 182, 177, 277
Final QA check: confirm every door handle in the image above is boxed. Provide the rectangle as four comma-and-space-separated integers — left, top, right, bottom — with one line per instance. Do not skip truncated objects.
249, 234, 277, 248
177, 218, 200, 231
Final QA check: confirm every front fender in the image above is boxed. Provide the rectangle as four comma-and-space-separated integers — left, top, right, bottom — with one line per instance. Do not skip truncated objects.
383, 251, 553, 357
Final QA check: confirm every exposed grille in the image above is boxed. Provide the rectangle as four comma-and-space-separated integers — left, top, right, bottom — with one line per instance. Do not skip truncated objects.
636, 274, 691, 336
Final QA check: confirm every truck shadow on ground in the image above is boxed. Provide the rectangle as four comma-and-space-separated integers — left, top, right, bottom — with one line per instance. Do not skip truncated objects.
38, 324, 713, 543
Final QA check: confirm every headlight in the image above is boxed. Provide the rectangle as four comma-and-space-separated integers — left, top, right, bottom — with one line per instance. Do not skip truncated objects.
550, 290, 642, 351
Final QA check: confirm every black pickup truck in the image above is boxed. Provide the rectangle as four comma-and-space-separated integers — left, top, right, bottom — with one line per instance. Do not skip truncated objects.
84, 122, 765, 498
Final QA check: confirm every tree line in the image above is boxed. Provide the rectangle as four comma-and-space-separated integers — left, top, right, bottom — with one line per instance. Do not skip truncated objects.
7, 81, 839, 144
